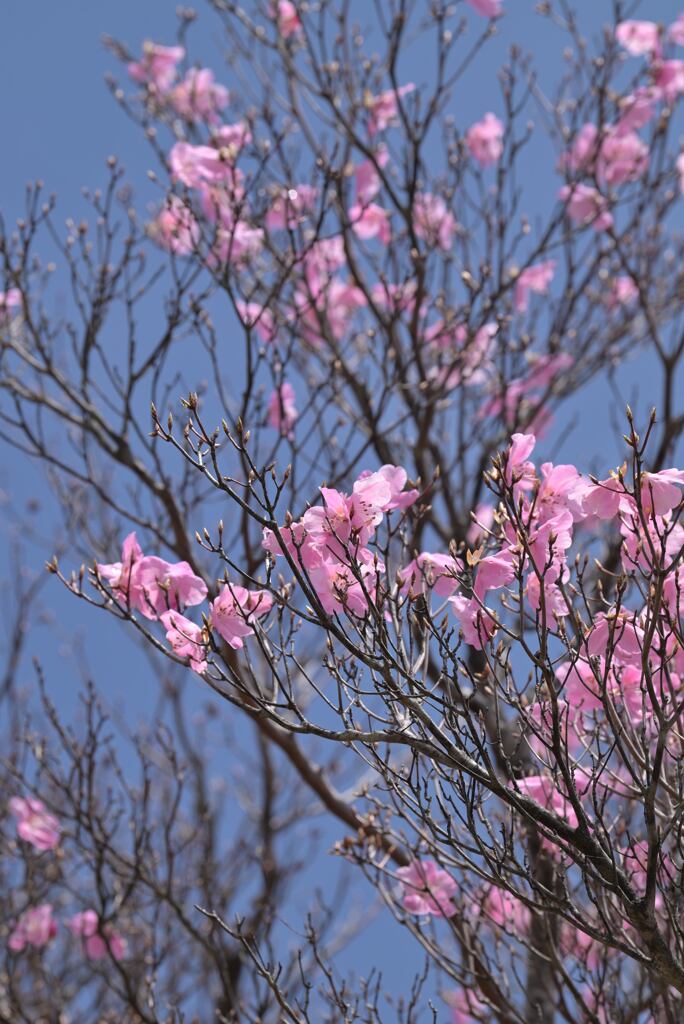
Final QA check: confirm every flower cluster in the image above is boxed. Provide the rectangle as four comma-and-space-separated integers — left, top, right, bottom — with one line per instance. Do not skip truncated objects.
7, 798, 126, 959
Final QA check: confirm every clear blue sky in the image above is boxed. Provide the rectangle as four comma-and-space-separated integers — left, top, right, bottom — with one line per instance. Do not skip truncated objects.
1, 0, 682, 1009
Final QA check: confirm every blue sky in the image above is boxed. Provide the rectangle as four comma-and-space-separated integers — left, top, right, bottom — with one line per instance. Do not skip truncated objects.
2, 0, 684, 1012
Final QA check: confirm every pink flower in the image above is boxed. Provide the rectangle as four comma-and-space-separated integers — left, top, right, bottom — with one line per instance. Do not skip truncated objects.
169, 142, 236, 189
160, 611, 208, 674
168, 68, 230, 124
465, 0, 502, 15
581, 476, 626, 519
149, 195, 199, 255
640, 468, 684, 515
654, 60, 684, 103
467, 502, 495, 546
448, 989, 489, 1024
514, 260, 556, 313
396, 859, 457, 917
586, 611, 644, 668
505, 432, 536, 488
558, 184, 613, 232
367, 83, 415, 135
267, 381, 298, 438
597, 130, 649, 186
616, 88, 657, 135
413, 193, 457, 250
207, 221, 265, 268
355, 465, 419, 512
615, 20, 661, 58
0, 288, 21, 315
266, 184, 317, 230
272, 0, 302, 38
449, 594, 498, 649
9, 905, 57, 952
97, 532, 207, 620
10, 797, 60, 851
308, 561, 378, 616
475, 884, 530, 934
210, 584, 273, 649
515, 774, 579, 829
348, 201, 391, 244
558, 122, 598, 173
466, 112, 504, 166
678, 152, 684, 194
235, 301, 278, 344
607, 275, 638, 308
399, 552, 461, 599
68, 910, 127, 961
670, 14, 684, 46
473, 549, 516, 599
128, 41, 184, 92
556, 659, 603, 712
355, 148, 388, 203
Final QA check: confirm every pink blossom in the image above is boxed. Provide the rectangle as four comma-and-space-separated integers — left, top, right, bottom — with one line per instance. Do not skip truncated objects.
527, 509, 574, 576
235, 301, 278, 344
355, 465, 419, 512
412, 192, 457, 250
538, 462, 586, 521
640, 468, 684, 515
266, 184, 317, 230
209, 221, 265, 267
607, 275, 638, 308
654, 60, 684, 103
615, 20, 661, 58
10, 796, 61, 851
367, 83, 416, 135
168, 68, 230, 123
467, 502, 495, 546
465, 0, 502, 15
355, 148, 388, 203
396, 859, 457, 917
597, 130, 649, 186
558, 184, 613, 231
586, 611, 644, 667
128, 41, 184, 92
558, 122, 598, 174
505, 432, 536, 488
515, 774, 579, 829
560, 925, 600, 971
448, 989, 489, 1024
213, 121, 252, 156
669, 14, 684, 46
169, 142, 236, 188
678, 152, 684, 194
9, 905, 58, 952
308, 561, 378, 616
473, 549, 516, 599
0, 288, 21, 314
466, 112, 504, 166
514, 260, 556, 313
398, 552, 461, 599
68, 910, 127, 961
268, 381, 298, 438
210, 584, 273, 649
581, 476, 626, 519
150, 195, 199, 255
556, 659, 603, 712
272, 1, 302, 38
475, 884, 530, 934
449, 594, 498, 649
616, 88, 657, 135
348, 202, 391, 244
160, 611, 207, 674
97, 532, 207, 620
